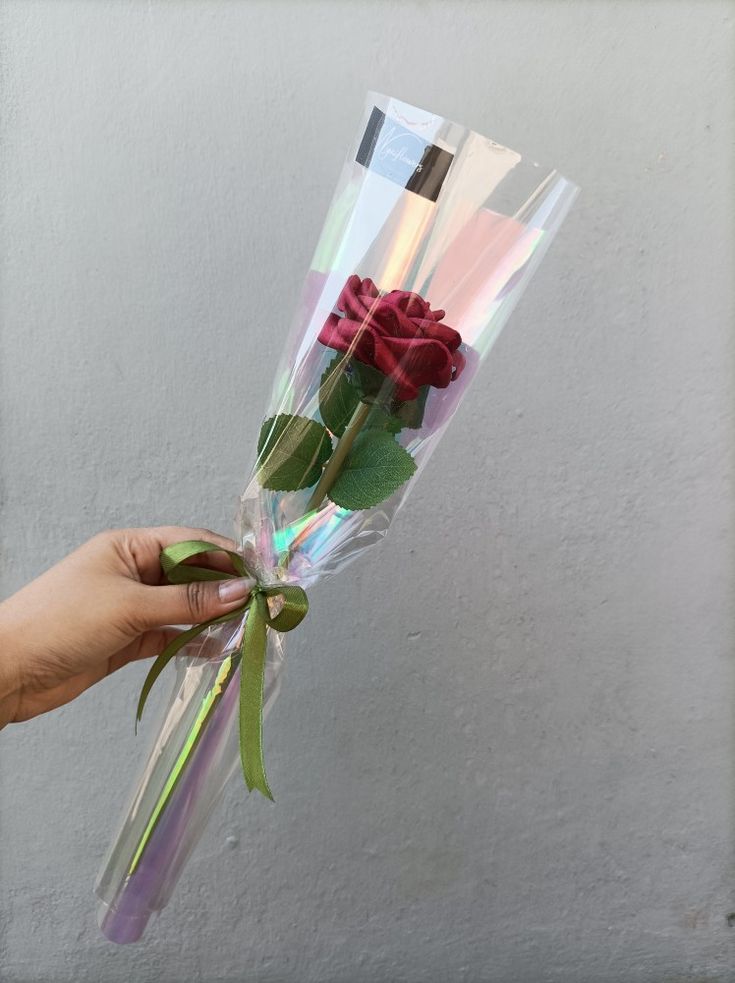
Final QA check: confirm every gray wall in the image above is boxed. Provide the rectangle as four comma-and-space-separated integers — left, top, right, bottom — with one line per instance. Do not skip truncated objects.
1, 2, 733, 981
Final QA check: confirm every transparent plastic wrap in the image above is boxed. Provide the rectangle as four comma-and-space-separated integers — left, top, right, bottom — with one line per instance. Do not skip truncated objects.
96, 91, 579, 942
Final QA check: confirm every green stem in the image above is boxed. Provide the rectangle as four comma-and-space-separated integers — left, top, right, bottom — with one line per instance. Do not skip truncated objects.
128, 651, 239, 874
306, 399, 372, 512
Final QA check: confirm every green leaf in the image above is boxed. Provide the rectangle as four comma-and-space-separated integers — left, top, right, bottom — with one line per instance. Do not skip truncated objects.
392, 385, 429, 430
257, 414, 333, 491
319, 355, 360, 437
364, 403, 402, 434
348, 359, 394, 403
349, 358, 429, 431
328, 430, 417, 510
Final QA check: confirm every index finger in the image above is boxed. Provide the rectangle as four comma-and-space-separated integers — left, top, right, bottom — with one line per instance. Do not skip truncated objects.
122, 526, 239, 585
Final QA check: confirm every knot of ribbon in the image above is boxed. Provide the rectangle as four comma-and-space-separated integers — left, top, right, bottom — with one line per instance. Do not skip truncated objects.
135, 539, 308, 800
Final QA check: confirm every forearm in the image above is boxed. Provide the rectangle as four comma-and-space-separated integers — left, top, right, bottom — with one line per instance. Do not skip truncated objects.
0, 600, 23, 727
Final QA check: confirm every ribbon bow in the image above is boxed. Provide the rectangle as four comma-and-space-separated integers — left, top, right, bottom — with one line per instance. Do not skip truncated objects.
136, 540, 308, 800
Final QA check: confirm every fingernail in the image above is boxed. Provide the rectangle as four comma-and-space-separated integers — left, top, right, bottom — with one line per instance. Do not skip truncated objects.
218, 577, 255, 604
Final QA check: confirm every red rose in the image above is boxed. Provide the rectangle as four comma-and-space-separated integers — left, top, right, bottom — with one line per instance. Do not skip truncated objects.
318, 274, 465, 402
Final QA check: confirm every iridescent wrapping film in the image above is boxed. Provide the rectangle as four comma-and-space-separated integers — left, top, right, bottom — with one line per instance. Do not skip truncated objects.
96, 92, 578, 943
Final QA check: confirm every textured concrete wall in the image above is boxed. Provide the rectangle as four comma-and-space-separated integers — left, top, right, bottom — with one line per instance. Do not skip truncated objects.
1, 2, 733, 980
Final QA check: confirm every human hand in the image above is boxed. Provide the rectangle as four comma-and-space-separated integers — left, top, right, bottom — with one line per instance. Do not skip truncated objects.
0, 527, 254, 726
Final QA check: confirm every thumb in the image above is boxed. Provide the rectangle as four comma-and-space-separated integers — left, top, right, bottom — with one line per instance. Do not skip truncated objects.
135, 576, 255, 629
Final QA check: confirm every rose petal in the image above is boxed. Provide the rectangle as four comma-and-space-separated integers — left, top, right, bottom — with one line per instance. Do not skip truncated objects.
384, 290, 430, 320
414, 318, 462, 350
379, 335, 455, 395
337, 275, 382, 324
372, 299, 428, 340
451, 347, 466, 380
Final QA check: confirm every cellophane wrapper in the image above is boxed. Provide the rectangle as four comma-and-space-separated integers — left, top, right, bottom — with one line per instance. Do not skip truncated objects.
96, 91, 579, 942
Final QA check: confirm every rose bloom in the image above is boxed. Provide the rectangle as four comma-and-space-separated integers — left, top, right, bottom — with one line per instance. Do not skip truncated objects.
318, 274, 465, 401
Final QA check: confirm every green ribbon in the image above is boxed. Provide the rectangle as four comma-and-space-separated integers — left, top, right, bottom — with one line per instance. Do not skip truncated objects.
136, 540, 308, 801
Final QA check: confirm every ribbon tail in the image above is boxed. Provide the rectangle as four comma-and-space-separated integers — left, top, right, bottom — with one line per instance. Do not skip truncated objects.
136, 621, 212, 729
239, 596, 274, 801
135, 608, 245, 729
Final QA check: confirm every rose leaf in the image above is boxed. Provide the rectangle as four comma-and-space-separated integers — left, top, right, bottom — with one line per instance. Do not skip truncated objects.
327, 431, 417, 510
348, 359, 395, 405
257, 414, 333, 491
392, 385, 430, 430
364, 404, 402, 434
319, 355, 361, 437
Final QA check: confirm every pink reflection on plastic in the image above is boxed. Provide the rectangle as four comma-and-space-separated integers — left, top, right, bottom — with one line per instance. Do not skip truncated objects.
429, 209, 542, 350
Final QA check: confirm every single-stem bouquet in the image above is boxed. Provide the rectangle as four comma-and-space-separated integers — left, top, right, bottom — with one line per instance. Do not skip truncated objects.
96, 92, 578, 942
